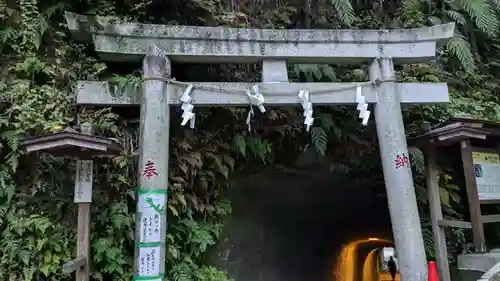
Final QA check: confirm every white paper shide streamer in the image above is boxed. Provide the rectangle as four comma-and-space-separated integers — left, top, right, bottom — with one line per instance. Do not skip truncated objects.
245, 84, 266, 131
355, 85, 370, 126
298, 90, 314, 131
172, 80, 369, 131
180, 84, 196, 129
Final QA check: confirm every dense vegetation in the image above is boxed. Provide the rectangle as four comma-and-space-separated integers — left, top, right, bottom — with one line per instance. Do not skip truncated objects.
1, 0, 500, 280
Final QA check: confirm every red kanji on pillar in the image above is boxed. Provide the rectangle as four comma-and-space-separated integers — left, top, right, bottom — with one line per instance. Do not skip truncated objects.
394, 153, 410, 169
142, 160, 158, 180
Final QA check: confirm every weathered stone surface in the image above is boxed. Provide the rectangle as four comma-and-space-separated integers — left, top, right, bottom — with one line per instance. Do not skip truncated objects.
64, 12, 454, 64
76, 81, 449, 106
477, 259, 500, 281
458, 251, 500, 273
133, 52, 170, 278
371, 58, 428, 281
262, 60, 288, 82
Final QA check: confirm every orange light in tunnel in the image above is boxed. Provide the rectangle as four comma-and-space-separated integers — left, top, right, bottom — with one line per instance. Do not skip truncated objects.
362, 248, 378, 281
334, 240, 358, 281
333, 238, 393, 281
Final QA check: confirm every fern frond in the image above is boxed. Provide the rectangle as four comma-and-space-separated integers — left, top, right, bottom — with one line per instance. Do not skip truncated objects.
401, 0, 426, 22
311, 127, 328, 156
428, 16, 442, 25
330, 0, 356, 26
0, 131, 19, 151
445, 10, 467, 25
446, 34, 476, 72
458, 0, 498, 36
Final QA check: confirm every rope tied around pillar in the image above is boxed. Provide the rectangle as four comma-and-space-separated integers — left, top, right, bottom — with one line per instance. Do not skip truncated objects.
141, 76, 398, 95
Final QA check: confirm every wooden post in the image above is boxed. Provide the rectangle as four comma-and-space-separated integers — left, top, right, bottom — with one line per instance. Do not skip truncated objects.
460, 140, 486, 252
424, 144, 451, 281
75, 122, 93, 281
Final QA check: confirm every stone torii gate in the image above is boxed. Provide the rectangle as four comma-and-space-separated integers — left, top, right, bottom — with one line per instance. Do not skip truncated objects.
65, 12, 454, 281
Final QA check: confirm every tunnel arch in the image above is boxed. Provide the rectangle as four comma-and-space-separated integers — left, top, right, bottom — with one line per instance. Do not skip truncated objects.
336, 238, 393, 281
210, 170, 393, 281
363, 248, 380, 281
361, 246, 401, 281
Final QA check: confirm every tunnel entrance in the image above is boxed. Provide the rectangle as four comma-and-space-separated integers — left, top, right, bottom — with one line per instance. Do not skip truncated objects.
211, 169, 394, 281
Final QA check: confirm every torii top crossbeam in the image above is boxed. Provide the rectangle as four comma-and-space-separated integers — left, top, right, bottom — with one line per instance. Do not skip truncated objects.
65, 12, 454, 64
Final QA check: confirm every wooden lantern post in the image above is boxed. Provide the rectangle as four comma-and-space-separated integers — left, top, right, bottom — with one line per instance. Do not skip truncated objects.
20, 123, 123, 281
410, 118, 500, 281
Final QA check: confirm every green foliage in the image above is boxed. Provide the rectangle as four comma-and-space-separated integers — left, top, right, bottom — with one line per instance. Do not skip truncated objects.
311, 127, 328, 156
0, 0, 241, 280
410, 147, 467, 261
1, 0, 500, 279
401, 0, 499, 72
331, 0, 356, 26
0, 213, 73, 280
194, 266, 234, 281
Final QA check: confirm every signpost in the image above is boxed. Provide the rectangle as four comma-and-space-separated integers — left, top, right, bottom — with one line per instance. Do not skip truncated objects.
65, 12, 455, 281
20, 123, 123, 281
74, 123, 93, 281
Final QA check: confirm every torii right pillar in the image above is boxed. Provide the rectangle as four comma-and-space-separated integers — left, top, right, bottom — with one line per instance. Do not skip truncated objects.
370, 57, 428, 281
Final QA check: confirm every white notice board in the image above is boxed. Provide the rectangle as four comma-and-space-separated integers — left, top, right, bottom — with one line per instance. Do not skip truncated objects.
472, 151, 500, 201
74, 160, 93, 203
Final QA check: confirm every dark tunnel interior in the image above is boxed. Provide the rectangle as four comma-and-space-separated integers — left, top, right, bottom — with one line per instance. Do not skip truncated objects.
210, 170, 394, 281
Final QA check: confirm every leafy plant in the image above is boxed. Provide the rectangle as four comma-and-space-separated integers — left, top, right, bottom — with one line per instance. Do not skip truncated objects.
1, 0, 500, 279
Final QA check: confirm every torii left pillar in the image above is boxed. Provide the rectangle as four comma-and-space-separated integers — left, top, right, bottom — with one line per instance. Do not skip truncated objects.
134, 47, 170, 281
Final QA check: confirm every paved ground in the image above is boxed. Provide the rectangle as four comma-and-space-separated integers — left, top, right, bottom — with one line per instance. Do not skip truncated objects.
379, 272, 400, 281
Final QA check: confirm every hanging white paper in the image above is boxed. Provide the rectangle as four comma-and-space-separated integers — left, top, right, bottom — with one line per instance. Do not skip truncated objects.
297, 90, 314, 131
180, 84, 194, 103
138, 246, 161, 276
246, 85, 266, 113
74, 160, 93, 203
140, 212, 162, 242
361, 111, 371, 126
355, 85, 370, 126
180, 84, 196, 128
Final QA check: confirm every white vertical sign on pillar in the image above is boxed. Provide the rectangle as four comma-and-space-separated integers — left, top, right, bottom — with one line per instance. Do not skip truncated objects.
74, 160, 93, 203
137, 246, 161, 277
138, 192, 164, 242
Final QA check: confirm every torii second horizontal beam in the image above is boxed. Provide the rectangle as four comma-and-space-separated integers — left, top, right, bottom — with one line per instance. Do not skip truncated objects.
76, 81, 449, 106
